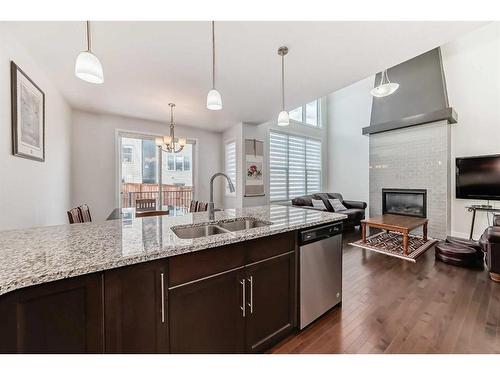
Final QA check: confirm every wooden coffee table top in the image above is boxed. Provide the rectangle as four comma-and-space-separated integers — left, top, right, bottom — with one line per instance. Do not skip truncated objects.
361, 214, 428, 231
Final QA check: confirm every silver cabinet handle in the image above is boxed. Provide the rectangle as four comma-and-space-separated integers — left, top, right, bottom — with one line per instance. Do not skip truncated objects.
240, 279, 246, 317
160, 272, 165, 324
247, 276, 254, 314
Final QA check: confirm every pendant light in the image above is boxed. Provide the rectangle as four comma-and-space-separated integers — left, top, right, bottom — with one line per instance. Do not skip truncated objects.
206, 21, 222, 110
155, 103, 187, 153
370, 69, 399, 98
75, 21, 104, 84
277, 46, 289, 127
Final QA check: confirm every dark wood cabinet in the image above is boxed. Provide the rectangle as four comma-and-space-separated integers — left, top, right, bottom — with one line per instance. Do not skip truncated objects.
104, 260, 169, 353
0, 274, 104, 353
168, 232, 297, 353
169, 267, 246, 353
245, 251, 296, 353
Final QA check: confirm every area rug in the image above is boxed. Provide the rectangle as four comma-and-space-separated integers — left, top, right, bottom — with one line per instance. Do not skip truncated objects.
349, 231, 438, 262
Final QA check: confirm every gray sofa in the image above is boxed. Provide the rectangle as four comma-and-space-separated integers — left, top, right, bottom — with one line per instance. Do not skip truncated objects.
291, 192, 367, 228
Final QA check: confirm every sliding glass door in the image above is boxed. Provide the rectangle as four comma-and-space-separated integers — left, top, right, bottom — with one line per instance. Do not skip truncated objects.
118, 132, 194, 211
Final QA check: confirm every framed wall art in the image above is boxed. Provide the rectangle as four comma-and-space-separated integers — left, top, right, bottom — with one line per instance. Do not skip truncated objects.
11, 61, 45, 162
244, 138, 265, 197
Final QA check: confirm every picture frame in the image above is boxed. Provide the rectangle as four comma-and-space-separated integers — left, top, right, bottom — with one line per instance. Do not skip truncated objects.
244, 138, 265, 197
11, 61, 45, 162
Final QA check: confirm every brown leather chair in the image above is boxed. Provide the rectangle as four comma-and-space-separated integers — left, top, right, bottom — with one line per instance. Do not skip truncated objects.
479, 215, 500, 282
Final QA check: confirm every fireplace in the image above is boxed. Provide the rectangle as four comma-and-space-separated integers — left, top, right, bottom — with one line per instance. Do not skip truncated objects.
382, 189, 427, 218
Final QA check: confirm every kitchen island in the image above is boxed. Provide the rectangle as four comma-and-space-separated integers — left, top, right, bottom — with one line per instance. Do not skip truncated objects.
0, 205, 346, 353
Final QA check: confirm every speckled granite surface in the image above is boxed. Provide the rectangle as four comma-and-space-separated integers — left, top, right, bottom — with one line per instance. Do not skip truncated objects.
0, 205, 346, 296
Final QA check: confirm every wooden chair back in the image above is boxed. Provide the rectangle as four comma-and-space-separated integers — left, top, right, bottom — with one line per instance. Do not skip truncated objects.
136, 198, 156, 212
196, 202, 208, 212
79, 204, 92, 223
189, 200, 198, 213
67, 207, 82, 224
67, 204, 92, 224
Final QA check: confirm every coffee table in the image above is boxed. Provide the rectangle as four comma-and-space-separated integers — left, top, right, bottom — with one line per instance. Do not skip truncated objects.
361, 214, 428, 255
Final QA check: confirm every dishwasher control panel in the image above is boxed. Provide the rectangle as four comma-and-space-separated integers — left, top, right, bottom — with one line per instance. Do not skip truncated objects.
300, 222, 343, 244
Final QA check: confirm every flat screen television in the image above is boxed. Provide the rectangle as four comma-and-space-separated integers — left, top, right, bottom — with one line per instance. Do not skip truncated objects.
456, 154, 500, 201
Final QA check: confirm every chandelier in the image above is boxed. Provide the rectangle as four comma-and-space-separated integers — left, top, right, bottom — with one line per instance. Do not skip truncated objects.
155, 103, 186, 153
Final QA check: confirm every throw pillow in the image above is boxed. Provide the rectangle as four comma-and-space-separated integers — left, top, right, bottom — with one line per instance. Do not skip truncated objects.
328, 198, 347, 212
311, 199, 327, 210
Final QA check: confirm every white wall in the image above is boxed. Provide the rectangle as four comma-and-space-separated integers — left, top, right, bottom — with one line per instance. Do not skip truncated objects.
222, 122, 243, 208
0, 26, 72, 230
71, 110, 223, 221
441, 22, 500, 238
326, 76, 373, 207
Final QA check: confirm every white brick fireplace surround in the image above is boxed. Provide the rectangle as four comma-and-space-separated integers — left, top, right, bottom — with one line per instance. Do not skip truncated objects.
369, 121, 452, 239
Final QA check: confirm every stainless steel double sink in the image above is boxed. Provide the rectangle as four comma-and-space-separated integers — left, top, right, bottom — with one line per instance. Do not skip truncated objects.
172, 217, 272, 239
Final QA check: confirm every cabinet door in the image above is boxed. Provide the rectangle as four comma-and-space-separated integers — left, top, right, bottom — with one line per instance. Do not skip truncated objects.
104, 261, 168, 353
1, 273, 104, 353
245, 251, 296, 353
169, 268, 246, 353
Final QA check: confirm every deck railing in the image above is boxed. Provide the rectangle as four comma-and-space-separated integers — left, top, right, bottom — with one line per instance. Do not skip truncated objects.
122, 188, 193, 210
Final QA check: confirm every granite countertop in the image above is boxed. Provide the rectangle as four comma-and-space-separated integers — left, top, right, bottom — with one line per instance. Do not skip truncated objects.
0, 205, 346, 297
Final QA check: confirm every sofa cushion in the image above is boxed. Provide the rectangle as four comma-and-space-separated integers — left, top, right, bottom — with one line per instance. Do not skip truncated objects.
312, 193, 334, 211
328, 198, 347, 212
311, 199, 327, 210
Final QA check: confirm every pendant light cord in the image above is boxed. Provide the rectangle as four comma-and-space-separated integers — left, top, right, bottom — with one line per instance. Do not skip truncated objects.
212, 21, 216, 90
281, 53, 285, 111
86, 20, 91, 52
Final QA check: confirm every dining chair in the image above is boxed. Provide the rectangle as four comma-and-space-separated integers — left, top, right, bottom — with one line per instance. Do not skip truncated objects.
78, 204, 92, 223
189, 200, 198, 213
67, 204, 92, 224
196, 202, 208, 212
67, 207, 83, 224
136, 198, 156, 212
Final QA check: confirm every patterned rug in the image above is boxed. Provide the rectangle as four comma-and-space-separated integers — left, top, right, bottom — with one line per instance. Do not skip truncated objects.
349, 231, 438, 262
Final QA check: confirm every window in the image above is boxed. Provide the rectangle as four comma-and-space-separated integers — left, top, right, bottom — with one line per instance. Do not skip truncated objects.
167, 155, 175, 171
122, 146, 133, 163
289, 99, 321, 127
183, 157, 191, 171
141, 140, 157, 184
289, 107, 302, 122
269, 132, 321, 201
225, 141, 237, 196
175, 156, 184, 171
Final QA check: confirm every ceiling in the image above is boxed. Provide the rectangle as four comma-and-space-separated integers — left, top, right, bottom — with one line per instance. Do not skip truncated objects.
4, 21, 486, 132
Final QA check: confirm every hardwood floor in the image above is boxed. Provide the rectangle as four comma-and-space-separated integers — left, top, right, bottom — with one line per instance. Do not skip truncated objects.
269, 229, 500, 354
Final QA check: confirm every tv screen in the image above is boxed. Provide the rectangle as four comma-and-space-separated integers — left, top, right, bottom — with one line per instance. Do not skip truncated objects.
456, 155, 500, 201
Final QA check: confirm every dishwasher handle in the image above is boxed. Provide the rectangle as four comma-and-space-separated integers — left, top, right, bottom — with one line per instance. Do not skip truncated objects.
300, 222, 343, 245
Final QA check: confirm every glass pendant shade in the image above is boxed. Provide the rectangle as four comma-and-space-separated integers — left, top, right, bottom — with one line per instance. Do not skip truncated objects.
370, 82, 399, 98
163, 136, 173, 145
370, 69, 399, 98
75, 51, 104, 84
155, 137, 163, 146
178, 138, 187, 146
206, 89, 222, 110
277, 111, 290, 127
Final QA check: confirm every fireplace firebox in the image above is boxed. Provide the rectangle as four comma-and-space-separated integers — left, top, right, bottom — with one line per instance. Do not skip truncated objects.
382, 188, 427, 218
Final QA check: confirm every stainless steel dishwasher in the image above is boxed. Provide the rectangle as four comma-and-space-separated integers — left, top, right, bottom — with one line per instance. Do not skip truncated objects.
299, 222, 343, 329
